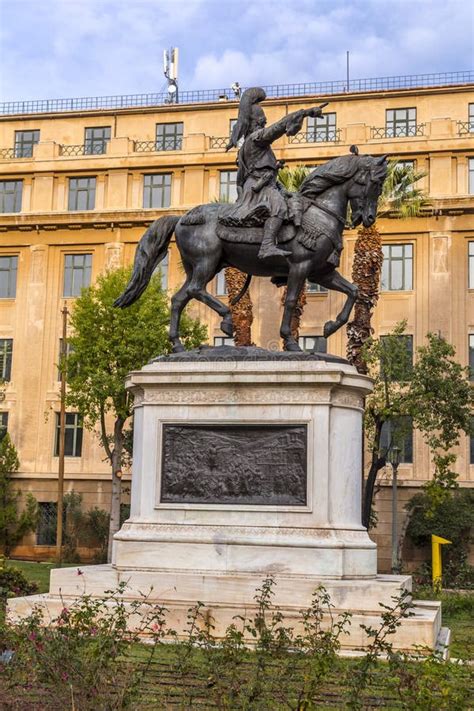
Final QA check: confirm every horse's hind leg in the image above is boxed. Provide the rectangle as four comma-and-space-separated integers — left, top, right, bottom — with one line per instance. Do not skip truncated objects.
169, 277, 192, 352
187, 266, 234, 338
280, 265, 308, 351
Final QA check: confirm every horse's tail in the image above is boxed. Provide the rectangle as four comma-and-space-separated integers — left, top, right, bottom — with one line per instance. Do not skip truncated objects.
114, 215, 179, 308
230, 273, 252, 306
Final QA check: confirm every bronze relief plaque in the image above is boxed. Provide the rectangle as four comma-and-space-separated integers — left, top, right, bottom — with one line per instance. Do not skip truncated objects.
160, 424, 307, 505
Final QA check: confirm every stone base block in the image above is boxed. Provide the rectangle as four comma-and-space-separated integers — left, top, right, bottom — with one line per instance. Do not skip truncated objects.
7, 564, 443, 654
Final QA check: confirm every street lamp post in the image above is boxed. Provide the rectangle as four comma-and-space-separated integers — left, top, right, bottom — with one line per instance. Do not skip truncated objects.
389, 445, 401, 574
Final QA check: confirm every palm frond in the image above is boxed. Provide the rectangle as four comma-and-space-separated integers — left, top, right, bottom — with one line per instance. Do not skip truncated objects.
378, 160, 430, 218
278, 165, 311, 193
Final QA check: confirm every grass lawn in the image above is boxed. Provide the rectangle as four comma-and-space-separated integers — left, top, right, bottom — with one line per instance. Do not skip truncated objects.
6, 559, 78, 594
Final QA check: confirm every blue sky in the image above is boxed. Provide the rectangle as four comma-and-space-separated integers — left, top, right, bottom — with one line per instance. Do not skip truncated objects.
0, 0, 473, 102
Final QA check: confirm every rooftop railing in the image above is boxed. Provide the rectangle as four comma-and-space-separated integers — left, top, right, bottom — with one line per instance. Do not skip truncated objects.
0, 71, 472, 116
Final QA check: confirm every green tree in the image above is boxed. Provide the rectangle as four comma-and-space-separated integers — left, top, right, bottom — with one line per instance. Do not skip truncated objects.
362, 324, 473, 530
0, 434, 37, 556
64, 266, 206, 560
347, 160, 429, 373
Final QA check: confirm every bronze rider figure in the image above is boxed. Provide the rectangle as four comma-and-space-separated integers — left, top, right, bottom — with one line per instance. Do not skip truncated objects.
225, 87, 327, 260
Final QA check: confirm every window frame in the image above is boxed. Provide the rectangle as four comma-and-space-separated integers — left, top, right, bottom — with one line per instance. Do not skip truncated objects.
152, 250, 169, 289
84, 126, 111, 155
381, 243, 414, 292
54, 412, 83, 457
380, 416, 414, 464
307, 112, 337, 142
385, 108, 417, 138
63, 253, 92, 298
36, 502, 59, 546
0, 180, 23, 213
298, 335, 327, 353
0, 339, 13, 381
306, 280, 328, 294
469, 103, 474, 133
0, 255, 18, 299
68, 176, 96, 211
155, 122, 183, 151
14, 129, 40, 158
219, 170, 238, 203
143, 173, 172, 209
0, 411, 8, 441
215, 270, 228, 296
214, 336, 234, 346
468, 242, 474, 289
469, 158, 474, 195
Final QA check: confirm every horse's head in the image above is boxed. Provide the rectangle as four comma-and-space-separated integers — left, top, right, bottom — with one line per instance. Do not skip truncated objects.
348, 155, 388, 228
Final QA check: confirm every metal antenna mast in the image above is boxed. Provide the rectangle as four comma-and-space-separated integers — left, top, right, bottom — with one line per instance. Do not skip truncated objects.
163, 47, 179, 103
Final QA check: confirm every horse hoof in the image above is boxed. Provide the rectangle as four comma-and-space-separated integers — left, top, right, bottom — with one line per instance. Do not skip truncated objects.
284, 341, 302, 352
172, 343, 185, 353
323, 320, 337, 338
220, 318, 234, 337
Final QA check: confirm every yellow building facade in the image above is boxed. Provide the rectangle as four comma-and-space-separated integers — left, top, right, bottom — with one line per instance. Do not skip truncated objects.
0, 76, 473, 568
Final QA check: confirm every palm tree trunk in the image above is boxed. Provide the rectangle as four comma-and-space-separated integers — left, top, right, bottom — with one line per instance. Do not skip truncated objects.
346, 225, 383, 374
225, 267, 254, 346
280, 285, 307, 346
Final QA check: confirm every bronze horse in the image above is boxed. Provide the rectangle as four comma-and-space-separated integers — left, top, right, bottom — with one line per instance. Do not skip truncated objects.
115, 153, 387, 352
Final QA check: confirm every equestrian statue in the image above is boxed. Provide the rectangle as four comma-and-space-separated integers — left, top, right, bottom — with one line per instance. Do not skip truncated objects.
115, 87, 388, 353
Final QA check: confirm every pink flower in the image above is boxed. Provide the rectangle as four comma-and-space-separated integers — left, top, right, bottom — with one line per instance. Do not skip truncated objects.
28, 632, 37, 641
76, 568, 83, 576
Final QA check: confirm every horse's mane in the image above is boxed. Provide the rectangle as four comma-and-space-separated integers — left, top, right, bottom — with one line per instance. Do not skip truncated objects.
299, 154, 368, 198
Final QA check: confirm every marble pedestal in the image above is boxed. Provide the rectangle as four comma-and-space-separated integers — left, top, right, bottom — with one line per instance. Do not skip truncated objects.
8, 351, 445, 653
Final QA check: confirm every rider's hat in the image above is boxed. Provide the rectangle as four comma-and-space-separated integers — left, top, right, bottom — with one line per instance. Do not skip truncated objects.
226, 87, 266, 151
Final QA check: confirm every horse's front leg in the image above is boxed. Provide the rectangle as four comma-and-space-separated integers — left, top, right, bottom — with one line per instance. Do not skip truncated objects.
316, 269, 358, 338
280, 267, 308, 351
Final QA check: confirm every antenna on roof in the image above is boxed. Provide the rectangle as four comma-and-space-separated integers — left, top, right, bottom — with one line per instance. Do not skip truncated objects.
163, 47, 179, 103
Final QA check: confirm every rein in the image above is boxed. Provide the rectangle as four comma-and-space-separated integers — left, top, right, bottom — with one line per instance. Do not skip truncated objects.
313, 200, 352, 229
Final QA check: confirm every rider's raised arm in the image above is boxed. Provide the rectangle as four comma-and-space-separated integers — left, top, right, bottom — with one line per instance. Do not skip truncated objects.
254, 103, 328, 147
253, 110, 307, 146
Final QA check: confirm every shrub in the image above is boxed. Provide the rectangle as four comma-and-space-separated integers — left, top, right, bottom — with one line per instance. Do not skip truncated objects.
0, 562, 38, 605
406, 488, 474, 588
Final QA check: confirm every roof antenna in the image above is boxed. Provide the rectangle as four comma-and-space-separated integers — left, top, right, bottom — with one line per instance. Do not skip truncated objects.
163, 47, 179, 103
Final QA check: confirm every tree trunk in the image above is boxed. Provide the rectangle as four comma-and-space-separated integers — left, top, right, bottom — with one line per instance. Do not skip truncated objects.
107, 418, 124, 562
346, 225, 383, 374
362, 418, 386, 529
280, 285, 307, 347
225, 267, 254, 347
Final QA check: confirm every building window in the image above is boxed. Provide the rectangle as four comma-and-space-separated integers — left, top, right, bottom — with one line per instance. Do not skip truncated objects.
469, 104, 474, 133
381, 244, 413, 291
0, 180, 22, 213
298, 335, 327, 353
469, 335, 474, 381
214, 336, 234, 346
306, 281, 328, 294
468, 242, 474, 288
156, 122, 183, 151
380, 334, 413, 381
469, 158, 474, 195
0, 339, 13, 381
0, 256, 18, 298
57, 339, 75, 381
68, 177, 96, 211
0, 412, 8, 441
84, 126, 111, 155
380, 416, 413, 464
153, 251, 169, 289
14, 130, 40, 158
54, 412, 83, 457
143, 173, 171, 208
307, 112, 337, 141
63, 254, 92, 297
219, 170, 237, 203
36, 502, 58, 545
386, 108, 417, 138
215, 270, 228, 296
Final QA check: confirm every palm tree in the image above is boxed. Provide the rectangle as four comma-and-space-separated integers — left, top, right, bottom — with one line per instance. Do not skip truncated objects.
346, 161, 429, 373
277, 165, 311, 345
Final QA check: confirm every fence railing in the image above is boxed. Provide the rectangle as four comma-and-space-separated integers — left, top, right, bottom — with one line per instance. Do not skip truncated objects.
457, 121, 474, 136
134, 138, 183, 152
209, 136, 231, 149
59, 143, 109, 156
370, 124, 426, 139
0, 148, 16, 159
1, 71, 472, 116
288, 129, 341, 144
